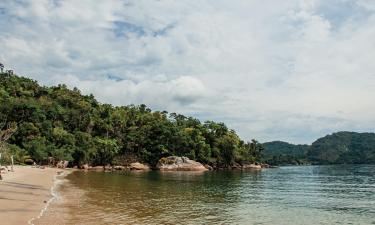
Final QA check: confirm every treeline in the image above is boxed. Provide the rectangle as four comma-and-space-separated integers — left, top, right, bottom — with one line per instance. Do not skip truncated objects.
0, 73, 263, 168
262, 132, 375, 165
262, 141, 310, 165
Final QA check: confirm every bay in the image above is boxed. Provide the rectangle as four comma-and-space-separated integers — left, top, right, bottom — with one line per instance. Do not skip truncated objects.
42, 165, 375, 225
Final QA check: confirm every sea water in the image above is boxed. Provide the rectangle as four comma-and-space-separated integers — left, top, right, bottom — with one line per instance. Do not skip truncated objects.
39, 165, 375, 225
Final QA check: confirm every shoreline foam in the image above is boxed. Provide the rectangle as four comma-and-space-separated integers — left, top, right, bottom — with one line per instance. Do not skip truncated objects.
0, 166, 70, 225
28, 170, 68, 225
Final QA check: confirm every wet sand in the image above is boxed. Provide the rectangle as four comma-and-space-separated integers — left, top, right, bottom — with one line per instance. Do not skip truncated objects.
0, 166, 67, 225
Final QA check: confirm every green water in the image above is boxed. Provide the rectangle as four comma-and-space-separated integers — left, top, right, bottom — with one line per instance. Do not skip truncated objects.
58, 165, 375, 224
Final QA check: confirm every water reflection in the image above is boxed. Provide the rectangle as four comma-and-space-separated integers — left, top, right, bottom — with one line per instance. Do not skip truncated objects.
40, 165, 375, 225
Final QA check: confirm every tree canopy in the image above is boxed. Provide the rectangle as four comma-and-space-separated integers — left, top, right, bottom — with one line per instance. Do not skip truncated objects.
0, 73, 263, 167
262, 132, 375, 165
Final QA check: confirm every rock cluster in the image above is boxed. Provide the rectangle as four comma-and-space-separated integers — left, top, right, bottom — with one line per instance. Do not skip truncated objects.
129, 162, 150, 171
156, 156, 208, 171
77, 158, 270, 172
241, 164, 262, 170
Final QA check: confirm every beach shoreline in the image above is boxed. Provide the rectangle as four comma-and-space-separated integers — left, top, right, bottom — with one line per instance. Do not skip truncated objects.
0, 165, 71, 225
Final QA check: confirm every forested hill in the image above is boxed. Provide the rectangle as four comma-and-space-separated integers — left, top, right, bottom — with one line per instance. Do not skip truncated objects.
0, 73, 263, 168
262, 132, 375, 165
262, 141, 310, 165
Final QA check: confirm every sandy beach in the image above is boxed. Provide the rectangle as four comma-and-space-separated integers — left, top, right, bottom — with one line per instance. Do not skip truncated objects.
0, 166, 66, 225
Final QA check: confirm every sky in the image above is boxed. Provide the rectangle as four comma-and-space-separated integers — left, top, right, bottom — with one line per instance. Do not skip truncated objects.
1, 0, 375, 144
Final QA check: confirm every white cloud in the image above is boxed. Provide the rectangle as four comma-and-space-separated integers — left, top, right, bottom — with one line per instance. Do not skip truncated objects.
1, 0, 375, 143
51, 74, 209, 111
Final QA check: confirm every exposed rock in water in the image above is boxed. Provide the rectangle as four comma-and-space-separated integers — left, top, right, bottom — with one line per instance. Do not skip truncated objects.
56, 160, 69, 169
231, 162, 242, 170
204, 164, 213, 170
81, 164, 90, 170
241, 164, 262, 170
156, 156, 208, 171
130, 162, 150, 171
113, 165, 126, 170
90, 166, 105, 171
104, 165, 113, 171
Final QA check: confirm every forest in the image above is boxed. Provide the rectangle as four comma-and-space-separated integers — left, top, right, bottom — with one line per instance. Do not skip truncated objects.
262, 132, 375, 165
0, 73, 263, 168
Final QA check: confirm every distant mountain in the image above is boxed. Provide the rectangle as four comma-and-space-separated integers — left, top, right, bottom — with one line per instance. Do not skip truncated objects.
262, 132, 375, 165
308, 131, 375, 164
262, 141, 310, 165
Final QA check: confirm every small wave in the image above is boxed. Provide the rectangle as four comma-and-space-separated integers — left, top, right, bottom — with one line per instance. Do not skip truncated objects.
27, 170, 67, 225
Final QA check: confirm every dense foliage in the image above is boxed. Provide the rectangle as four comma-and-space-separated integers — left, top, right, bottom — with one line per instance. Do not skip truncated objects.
262, 132, 375, 165
262, 141, 309, 165
308, 132, 375, 164
0, 73, 263, 167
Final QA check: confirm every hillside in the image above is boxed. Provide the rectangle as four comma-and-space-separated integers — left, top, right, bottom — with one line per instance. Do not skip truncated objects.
262, 132, 375, 165
262, 141, 310, 165
308, 131, 375, 164
0, 73, 263, 168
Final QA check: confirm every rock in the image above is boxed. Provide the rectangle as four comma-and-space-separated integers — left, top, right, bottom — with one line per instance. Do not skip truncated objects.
104, 164, 113, 171
81, 164, 90, 170
24, 158, 34, 165
156, 156, 208, 171
57, 160, 69, 169
204, 164, 213, 170
260, 163, 270, 168
113, 165, 126, 170
242, 164, 262, 170
90, 166, 105, 171
129, 162, 150, 171
231, 162, 242, 170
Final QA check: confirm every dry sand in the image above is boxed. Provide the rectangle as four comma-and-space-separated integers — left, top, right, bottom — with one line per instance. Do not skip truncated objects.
0, 166, 67, 225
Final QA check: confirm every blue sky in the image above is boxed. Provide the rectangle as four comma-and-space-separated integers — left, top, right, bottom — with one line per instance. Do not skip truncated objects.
1, 0, 375, 144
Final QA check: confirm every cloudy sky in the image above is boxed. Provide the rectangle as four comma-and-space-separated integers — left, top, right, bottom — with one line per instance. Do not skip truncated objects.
1, 0, 375, 144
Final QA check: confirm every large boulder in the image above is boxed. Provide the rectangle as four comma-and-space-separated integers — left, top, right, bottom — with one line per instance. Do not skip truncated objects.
24, 158, 34, 165
129, 162, 150, 171
156, 156, 208, 171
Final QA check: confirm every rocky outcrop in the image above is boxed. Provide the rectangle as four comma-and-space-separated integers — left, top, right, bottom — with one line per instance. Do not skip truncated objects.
113, 165, 126, 170
241, 163, 262, 170
156, 156, 208, 171
56, 160, 69, 169
24, 158, 34, 165
231, 162, 242, 170
90, 166, 105, 171
81, 164, 90, 170
129, 162, 150, 171
204, 164, 213, 170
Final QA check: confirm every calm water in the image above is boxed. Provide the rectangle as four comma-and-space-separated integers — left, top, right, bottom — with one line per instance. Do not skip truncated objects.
40, 165, 375, 225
